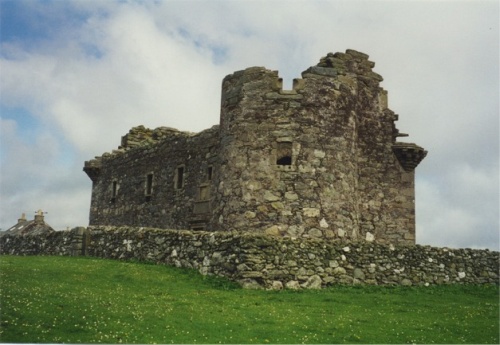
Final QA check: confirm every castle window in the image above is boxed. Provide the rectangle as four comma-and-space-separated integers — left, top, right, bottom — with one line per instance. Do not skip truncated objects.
207, 166, 213, 181
111, 180, 118, 203
145, 173, 153, 200
175, 166, 185, 189
276, 142, 293, 166
199, 185, 210, 201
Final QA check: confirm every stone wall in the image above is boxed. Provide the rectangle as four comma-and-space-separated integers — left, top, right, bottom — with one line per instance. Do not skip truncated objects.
0, 227, 88, 257
85, 126, 219, 230
1, 226, 497, 289
215, 50, 426, 245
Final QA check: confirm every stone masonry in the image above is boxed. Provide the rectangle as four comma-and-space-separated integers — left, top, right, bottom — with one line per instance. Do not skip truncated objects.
84, 50, 427, 245
0, 227, 497, 289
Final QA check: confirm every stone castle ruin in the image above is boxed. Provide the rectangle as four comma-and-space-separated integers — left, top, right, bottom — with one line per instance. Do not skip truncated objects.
84, 50, 427, 246
4, 50, 498, 289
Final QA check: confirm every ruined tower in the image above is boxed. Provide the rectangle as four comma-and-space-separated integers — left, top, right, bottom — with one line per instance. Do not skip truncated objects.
84, 50, 426, 245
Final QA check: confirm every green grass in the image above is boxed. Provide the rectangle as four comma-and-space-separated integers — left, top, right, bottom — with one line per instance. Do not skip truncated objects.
0, 256, 498, 344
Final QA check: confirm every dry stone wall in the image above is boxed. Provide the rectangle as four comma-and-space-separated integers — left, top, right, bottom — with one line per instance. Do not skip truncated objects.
1, 227, 497, 289
0, 227, 87, 257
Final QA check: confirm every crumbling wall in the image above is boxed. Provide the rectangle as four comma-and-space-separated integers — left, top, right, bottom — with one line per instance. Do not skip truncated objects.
1, 227, 497, 288
215, 50, 426, 244
85, 126, 219, 230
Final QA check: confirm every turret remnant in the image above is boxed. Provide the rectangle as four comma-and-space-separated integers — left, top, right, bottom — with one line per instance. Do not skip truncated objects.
303, 50, 384, 83
392, 142, 428, 172
83, 159, 102, 182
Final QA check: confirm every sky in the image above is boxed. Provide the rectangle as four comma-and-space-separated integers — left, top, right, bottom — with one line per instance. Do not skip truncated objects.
0, 0, 498, 250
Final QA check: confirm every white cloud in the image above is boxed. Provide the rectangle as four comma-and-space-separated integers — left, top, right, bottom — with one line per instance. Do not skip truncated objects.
1, 118, 60, 192
0, 117, 91, 230
417, 166, 499, 249
1, 5, 230, 159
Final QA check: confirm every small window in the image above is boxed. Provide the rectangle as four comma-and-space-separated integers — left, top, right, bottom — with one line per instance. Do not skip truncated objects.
199, 185, 210, 201
111, 180, 118, 203
207, 166, 213, 181
145, 173, 153, 195
276, 142, 293, 166
175, 166, 185, 189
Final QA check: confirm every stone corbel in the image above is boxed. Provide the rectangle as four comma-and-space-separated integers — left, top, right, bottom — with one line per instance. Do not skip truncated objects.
83, 159, 102, 182
392, 142, 427, 172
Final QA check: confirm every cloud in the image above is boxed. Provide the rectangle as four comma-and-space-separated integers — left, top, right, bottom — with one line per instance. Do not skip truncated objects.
417, 162, 499, 249
0, 0, 498, 250
1, 118, 60, 192
1, 2, 226, 157
0, 117, 91, 229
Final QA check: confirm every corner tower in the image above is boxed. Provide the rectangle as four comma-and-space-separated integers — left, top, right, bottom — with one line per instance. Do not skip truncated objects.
213, 50, 426, 244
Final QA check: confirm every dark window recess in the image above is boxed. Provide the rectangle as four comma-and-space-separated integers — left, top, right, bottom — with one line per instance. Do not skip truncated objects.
111, 181, 117, 203
207, 166, 213, 181
146, 174, 153, 195
276, 142, 293, 166
176, 166, 184, 189
277, 156, 292, 165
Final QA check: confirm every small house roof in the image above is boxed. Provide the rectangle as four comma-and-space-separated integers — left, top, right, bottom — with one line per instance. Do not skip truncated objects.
1, 211, 55, 237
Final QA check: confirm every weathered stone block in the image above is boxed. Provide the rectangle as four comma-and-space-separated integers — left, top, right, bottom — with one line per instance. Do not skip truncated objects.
301, 275, 322, 289
333, 267, 347, 275
285, 280, 301, 290
303, 208, 320, 217
308, 228, 323, 238
239, 278, 263, 289
353, 268, 365, 280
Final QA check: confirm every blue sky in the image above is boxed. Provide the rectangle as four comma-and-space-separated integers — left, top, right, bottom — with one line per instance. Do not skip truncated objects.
0, 0, 498, 249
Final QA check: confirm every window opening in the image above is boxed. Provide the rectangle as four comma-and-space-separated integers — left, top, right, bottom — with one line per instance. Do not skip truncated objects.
146, 173, 153, 195
111, 180, 117, 203
277, 156, 292, 165
276, 142, 293, 166
207, 166, 213, 181
199, 185, 209, 201
175, 166, 185, 189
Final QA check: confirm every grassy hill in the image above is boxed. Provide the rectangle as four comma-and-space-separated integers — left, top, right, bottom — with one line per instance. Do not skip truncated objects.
0, 255, 498, 344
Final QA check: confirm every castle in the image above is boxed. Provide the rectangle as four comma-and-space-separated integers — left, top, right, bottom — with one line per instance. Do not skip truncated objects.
84, 49, 427, 245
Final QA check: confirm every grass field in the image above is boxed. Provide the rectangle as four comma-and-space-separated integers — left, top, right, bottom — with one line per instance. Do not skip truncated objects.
0, 256, 498, 344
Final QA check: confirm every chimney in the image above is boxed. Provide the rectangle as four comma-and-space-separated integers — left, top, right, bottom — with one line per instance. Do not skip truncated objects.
17, 213, 27, 224
34, 210, 45, 224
